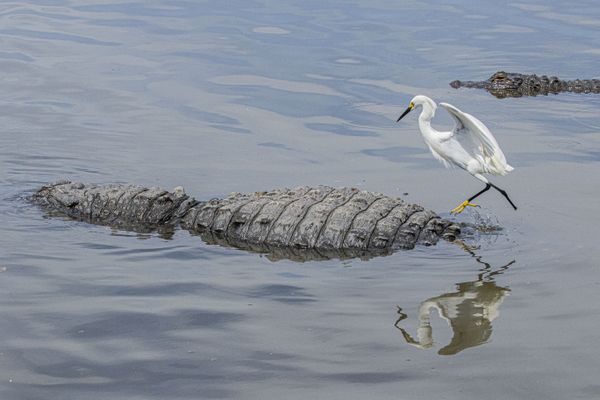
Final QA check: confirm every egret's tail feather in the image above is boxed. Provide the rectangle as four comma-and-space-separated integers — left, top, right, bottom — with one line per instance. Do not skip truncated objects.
484, 155, 513, 175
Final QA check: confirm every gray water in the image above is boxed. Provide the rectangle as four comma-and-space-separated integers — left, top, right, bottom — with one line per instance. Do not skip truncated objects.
1, 1, 600, 399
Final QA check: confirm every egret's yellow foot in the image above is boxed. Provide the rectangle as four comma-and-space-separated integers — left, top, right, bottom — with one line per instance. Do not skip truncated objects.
450, 200, 479, 215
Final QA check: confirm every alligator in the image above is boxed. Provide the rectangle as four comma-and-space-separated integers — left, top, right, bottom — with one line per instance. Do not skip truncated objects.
450, 71, 600, 98
30, 181, 461, 261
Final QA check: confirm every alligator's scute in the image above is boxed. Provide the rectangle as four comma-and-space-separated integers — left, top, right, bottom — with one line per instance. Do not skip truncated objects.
33, 181, 196, 231
450, 71, 600, 98
31, 181, 460, 261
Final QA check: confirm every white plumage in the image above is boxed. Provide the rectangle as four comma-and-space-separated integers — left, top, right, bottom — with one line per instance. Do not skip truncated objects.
439, 101, 513, 175
397, 95, 517, 214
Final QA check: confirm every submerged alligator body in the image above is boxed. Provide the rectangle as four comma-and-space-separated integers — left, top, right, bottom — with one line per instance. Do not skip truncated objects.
31, 181, 460, 261
450, 71, 600, 98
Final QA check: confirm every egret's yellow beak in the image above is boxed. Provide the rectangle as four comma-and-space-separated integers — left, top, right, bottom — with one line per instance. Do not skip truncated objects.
396, 102, 414, 122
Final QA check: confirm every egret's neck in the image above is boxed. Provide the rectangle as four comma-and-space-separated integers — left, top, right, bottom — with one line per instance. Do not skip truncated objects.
417, 102, 437, 136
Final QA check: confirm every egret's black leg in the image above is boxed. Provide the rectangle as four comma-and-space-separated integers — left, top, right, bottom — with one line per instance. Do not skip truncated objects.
451, 184, 491, 215
468, 184, 491, 202
489, 183, 517, 210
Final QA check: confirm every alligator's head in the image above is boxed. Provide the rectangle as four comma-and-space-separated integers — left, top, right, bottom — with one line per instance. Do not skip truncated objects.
450, 71, 566, 98
449, 71, 524, 92
487, 71, 524, 90
487, 72, 564, 98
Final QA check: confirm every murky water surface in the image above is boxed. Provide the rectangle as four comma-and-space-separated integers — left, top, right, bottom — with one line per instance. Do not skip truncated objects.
1, 1, 600, 399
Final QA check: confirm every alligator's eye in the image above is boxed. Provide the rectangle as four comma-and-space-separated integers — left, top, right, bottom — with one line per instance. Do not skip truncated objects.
491, 72, 507, 81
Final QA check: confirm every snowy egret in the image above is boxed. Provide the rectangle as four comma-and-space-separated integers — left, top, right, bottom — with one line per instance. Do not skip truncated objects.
396, 95, 517, 214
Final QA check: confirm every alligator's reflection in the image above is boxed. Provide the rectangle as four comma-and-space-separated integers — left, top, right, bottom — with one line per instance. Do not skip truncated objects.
395, 244, 514, 355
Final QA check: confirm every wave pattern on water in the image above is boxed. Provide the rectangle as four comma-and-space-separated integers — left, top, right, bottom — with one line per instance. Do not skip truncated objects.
1, 0, 600, 399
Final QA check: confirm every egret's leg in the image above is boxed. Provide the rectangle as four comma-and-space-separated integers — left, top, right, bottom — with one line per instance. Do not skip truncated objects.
489, 183, 518, 210
468, 184, 491, 202
451, 184, 490, 215
451, 200, 480, 214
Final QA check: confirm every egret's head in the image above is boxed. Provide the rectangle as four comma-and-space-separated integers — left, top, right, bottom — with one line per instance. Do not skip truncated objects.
396, 95, 435, 122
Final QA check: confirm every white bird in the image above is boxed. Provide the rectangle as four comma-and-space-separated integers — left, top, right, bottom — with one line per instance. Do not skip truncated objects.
396, 95, 516, 214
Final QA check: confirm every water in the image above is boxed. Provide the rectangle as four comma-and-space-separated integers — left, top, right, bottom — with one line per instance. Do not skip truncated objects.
1, 1, 600, 399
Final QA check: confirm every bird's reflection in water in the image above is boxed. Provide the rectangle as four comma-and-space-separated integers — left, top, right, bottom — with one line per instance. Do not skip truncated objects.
395, 243, 514, 355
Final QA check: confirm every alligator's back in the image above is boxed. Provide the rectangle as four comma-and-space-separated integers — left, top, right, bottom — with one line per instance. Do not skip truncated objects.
31, 181, 460, 260
450, 71, 600, 98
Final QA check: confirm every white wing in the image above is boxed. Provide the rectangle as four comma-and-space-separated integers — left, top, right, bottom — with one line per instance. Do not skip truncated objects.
439, 102, 513, 175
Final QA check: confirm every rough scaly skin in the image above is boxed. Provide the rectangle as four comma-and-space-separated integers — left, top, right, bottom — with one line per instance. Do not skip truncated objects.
31, 181, 460, 261
450, 71, 600, 98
